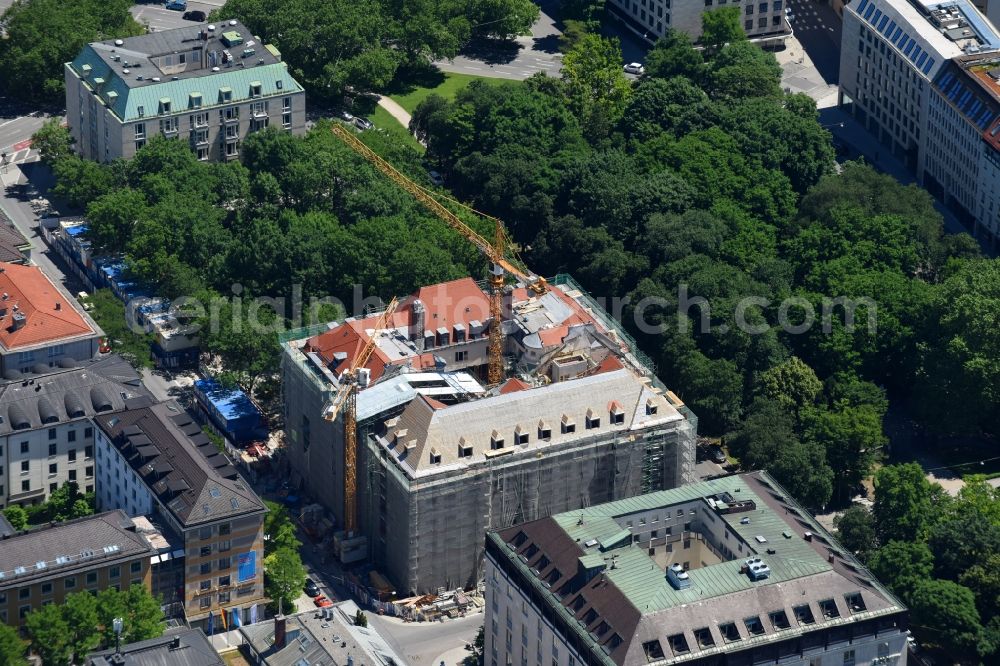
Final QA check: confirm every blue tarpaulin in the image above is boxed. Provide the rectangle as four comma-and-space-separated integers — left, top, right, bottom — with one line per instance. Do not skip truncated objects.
237, 551, 257, 583
194, 378, 265, 443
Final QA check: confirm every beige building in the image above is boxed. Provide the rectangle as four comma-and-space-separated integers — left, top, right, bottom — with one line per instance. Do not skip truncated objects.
606, 0, 791, 46
65, 19, 306, 163
93, 401, 267, 628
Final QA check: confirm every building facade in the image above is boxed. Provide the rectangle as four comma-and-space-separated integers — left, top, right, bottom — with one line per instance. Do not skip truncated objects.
0, 355, 152, 508
0, 262, 102, 375
485, 471, 909, 666
93, 401, 268, 627
605, 0, 791, 45
281, 275, 697, 595
65, 20, 306, 163
840, 0, 1000, 246
0, 510, 154, 629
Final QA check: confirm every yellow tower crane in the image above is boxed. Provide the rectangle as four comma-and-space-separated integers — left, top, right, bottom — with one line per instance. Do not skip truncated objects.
322, 297, 399, 533
330, 124, 547, 386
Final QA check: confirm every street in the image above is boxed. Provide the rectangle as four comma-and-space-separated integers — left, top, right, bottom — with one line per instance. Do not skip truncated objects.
130, 0, 224, 32
367, 612, 483, 666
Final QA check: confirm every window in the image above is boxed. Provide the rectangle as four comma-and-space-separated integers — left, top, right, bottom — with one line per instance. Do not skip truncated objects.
21, 460, 29, 473
69, 470, 77, 482
219, 575, 231, 587
458, 441, 473, 458
491, 434, 505, 450
86, 465, 93, 478
218, 557, 231, 570
744, 616, 765, 636
843, 650, 855, 666
794, 603, 816, 625
200, 546, 212, 557
19, 606, 30, 619
667, 633, 689, 654
20, 441, 28, 454
199, 596, 211, 609
250, 83, 262, 98
251, 101, 266, 117
219, 540, 231, 553
219, 590, 231, 604
200, 562, 212, 575
194, 112, 209, 127
819, 598, 841, 619
109, 566, 120, 578
585, 412, 600, 429
746, 4, 753, 13
772, 15, 780, 25
21, 480, 30, 492
50, 482, 58, 493
719, 622, 741, 642
85, 442, 93, 455
197, 146, 209, 161
758, 16, 767, 27
693, 627, 715, 648
282, 112, 292, 128
130, 561, 142, 574
455, 350, 468, 362
538, 425, 551, 440
769, 609, 790, 630
135, 123, 146, 139
160, 117, 178, 134
49, 463, 57, 476
48, 428, 57, 441
515, 430, 529, 445
19, 588, 30, 600
226, 141, 239, 157
137, 105, 145, 117
199, 580, 211, 591
199, 526, 213, 539
283, 97, 291, 110
41, 582, 52, 595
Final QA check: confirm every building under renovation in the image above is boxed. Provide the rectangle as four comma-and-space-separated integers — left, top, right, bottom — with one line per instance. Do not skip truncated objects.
280, 274, 697, 595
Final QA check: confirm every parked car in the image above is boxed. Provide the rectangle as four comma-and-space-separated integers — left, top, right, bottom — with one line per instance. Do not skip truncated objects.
354, 117, 374, 130
709, 445, 727, 464
304, 579, 321, 597
337, 109, 354, 122
182, 10, 206, 21
623, 62, 645, 75
313, 595, 333, 608
165, 0, 187, 10
427, 170, 444, 186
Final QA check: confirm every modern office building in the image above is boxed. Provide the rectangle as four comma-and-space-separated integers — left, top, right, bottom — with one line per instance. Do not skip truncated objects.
0, 354, 153, 508
0, 510, 155, 629
0, 262, 102, 375
281, 275, 697, 595
840, 0, 1000, 246
86, 627, 223, 666
485, 471, 909, 666
93, 401, 268, 628
65, 19, 306, 163
605, 0, 791, 45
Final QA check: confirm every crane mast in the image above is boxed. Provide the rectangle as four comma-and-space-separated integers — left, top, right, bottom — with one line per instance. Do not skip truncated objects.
323, 297, 398, 534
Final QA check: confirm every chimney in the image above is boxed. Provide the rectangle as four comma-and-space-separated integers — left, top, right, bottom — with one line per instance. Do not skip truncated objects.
11, 311, 26, 331
273, 615, 286, 649
170, 635, 181, 649
411, 299, 425, 349
55, 302, 62, 311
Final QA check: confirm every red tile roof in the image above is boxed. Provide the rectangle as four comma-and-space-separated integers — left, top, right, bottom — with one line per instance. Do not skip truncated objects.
412, 277, 490, 330
0, 263, 94, 351
499, 378, 531, 395
593, 355, 624, 374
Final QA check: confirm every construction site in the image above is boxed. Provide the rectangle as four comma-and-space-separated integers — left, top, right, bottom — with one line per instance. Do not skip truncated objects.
278, 127, 698, 596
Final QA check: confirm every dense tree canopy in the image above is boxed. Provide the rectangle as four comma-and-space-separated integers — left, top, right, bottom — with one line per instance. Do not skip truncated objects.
0, 0, 143, 105
214, 0, 538, 100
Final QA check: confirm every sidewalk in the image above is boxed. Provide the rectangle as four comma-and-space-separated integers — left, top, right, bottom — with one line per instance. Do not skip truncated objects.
775, 34, 839, 108
377, 96, 412, 128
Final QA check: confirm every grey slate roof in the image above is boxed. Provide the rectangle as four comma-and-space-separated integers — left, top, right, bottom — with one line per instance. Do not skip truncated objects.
0, 510, 154, 590
0, 354, 154, 434
93, 402, 265, 527
0, 218, 30, 263
87, 627, 222, 666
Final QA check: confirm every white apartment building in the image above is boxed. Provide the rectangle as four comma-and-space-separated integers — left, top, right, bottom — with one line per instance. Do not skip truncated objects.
840, 0, 1000, 246
606, 0, 791, 45
485, 472, 909, 666
0, 355, 152, 507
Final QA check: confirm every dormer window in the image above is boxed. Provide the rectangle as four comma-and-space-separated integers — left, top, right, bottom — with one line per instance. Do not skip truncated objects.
561, 414, 576, 434
645, 398, 658, 415
189, 92, 203, 108
219, 87, 233, 103
393, 429, 408, 448
490, 430, 504, 450
429, 448, 441, 465
158, 98, 171, 114
538, 420, 551, 440
458, 438, 473, 458
585, 409, 600, 430
137, 105, 145, 118
250, 81, 262, 98
514, 425, 529, 445
609, 401, 625, 425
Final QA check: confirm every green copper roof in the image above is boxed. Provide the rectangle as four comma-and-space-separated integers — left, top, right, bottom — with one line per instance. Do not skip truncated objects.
551, 474, 835, 611
68, 45, 302, 123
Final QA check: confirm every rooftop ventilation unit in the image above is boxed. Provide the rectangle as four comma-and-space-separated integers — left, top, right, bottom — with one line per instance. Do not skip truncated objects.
744, 557, 771, 581
114, 39, 124, 46
666, 563, 691, 590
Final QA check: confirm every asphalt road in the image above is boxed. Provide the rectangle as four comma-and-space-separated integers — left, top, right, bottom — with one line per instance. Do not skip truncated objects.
367, 612, 483, 666
131, 0, 225, 32
786, 0, 843, 84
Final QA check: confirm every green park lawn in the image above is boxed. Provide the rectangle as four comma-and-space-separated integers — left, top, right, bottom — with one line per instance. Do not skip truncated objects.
388, 71, 505, 114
